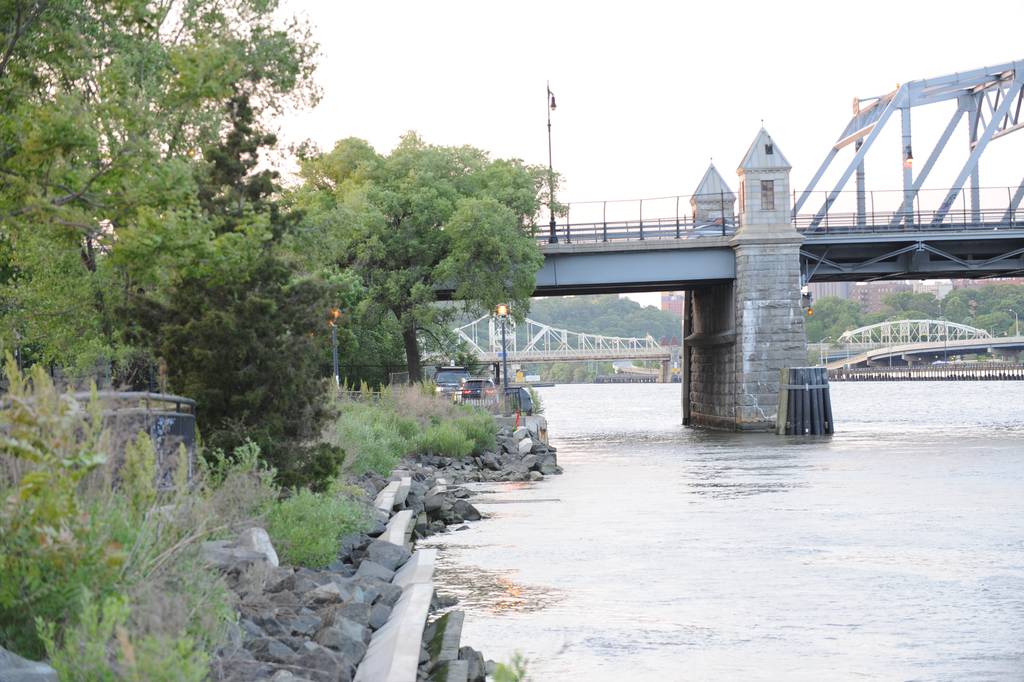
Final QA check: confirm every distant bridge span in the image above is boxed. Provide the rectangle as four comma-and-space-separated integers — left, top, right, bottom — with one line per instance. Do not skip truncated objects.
453, 315, 679, 363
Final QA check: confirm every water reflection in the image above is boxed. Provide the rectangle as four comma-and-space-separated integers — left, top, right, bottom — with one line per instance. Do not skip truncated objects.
430, 546, 563, 614
427, 383, 1024, 681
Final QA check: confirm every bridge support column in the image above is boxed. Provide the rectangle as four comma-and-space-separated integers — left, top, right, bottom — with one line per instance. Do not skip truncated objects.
683, 128, 808, 431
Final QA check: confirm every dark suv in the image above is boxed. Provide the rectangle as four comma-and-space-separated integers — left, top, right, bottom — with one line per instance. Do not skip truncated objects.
434, 366, 471, 396
459, 378, 498, 403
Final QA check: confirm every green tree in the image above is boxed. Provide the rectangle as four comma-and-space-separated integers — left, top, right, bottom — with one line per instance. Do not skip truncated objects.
0, 0, 317, 372
803, 296, 863, 343
290, 134, 546, 382
881, 291, 941, 320
526, 294, 683, 342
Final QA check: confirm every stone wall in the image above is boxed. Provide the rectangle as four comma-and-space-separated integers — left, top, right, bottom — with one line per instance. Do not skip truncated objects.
684, 240, 806, 431
731, 240, 806, 429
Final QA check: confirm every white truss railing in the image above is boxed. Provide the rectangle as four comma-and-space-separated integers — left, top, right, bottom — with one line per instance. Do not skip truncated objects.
454, 315, 675, 361
837, 319, 992, 346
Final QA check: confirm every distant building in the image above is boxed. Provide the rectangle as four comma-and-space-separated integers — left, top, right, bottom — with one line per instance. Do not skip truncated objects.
851, 281, 912, 312
912, 280, 953, 299
808, 282, 852, 301
660, 292, 684, 318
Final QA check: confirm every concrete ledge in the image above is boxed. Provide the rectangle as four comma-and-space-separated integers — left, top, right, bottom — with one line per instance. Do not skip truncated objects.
393, 476, 412, 507
354, 582, 433, 682
392, 549, 437, 589
374, 481, 400, 512
381, 510, 415, 548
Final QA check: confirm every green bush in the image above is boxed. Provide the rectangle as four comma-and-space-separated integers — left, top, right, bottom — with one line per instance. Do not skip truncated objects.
0, 360, 245, 666
418, 421, 473, 458
265, 488, 369, 568
39, 592, 209, 682
453, 410, 496, 455
333, 401, 420, 475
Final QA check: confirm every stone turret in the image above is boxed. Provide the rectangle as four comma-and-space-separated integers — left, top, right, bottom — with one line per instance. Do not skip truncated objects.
682, 129, 807, 431
690, 164, 736, 225
735, 128, 795, 235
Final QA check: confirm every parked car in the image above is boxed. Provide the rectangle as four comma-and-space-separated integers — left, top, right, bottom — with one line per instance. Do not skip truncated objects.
459, 378, 498, 403
513, 386, 534, 415
433, 366, 471, 396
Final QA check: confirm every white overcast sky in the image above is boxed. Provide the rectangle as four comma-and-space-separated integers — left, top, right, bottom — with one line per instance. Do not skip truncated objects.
278, 0, 1024, 306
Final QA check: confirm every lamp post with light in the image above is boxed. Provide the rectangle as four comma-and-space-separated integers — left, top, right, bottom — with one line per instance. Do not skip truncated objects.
546, 83, 558, 244
1009, 309, 1020, 337
496, 303, 510, 392
328, 308, 341, 387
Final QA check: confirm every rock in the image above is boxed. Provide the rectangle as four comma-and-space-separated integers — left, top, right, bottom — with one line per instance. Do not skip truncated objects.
251, 614, 288, 638
423, 493, 445, 513
481, 453, 501, 471
369, 603, 392, 630
326, 601, 370, 627
0, 646, 57, 682
529, 470, 544, 481
425, 611, 465, 665
268, 590, 299, 608
430, 660, 470, 682
459, 646, 487, 682
517, 438, 533, 456
373, 580, 404, 607
455, 524, 469, 531
520, 454, 538, 470
283, 613, 322, 637
452, 499, 481, 522
306, 582, 352, 606
354, 559, 395, 582
236, 527, 279, 567
365, 540, 411, 571
248, 637, 297, 664
333, 616, 372, 645
539, 460, 560, 475
314, 626, 367, 663
239, 618, 265, 639
512, 426, 530, 441
200, 540, 268, 574
293, 642, 349, 681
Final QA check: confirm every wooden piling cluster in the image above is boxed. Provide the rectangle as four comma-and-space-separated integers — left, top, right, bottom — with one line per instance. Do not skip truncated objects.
776, 367, 834, 436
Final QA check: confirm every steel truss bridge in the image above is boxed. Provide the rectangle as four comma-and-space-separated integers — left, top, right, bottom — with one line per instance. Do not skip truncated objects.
517, 60, 1024, 294
453, 315, 678, 363
814, 319, 1024, 369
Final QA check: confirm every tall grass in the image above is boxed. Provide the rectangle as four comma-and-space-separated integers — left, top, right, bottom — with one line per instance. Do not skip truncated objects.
0, 359, 269, 668
329, 384, 498, 474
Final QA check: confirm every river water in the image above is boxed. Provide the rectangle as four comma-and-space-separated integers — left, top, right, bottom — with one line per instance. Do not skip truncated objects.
421, 382, 1024, 681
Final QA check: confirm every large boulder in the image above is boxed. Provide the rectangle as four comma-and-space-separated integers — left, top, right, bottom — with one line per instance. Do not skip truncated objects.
517, 438, 533, 456
0, 647, 57, 682
365, 540, 411, 571
236, 527, 279, 567
200, 540, 269, 575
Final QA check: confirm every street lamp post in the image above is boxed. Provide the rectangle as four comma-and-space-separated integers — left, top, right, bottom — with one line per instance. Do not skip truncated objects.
546, 83, 558, 244
328, 308, 341, 387
1008, 309, 1020, 336
496, 304, 510, 392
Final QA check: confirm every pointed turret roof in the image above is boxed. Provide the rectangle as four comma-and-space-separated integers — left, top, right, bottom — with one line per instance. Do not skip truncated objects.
738, 128, 791, 171
692, 163, 735, 200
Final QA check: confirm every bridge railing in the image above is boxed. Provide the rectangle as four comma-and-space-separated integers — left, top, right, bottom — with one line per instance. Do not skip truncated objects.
536, 185, 1024, 244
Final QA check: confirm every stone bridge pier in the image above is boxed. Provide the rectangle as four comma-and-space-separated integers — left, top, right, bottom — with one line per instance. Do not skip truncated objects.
682, 130, 807, 430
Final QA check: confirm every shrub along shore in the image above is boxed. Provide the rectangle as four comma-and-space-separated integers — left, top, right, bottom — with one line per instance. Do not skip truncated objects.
0, 370, 556, 681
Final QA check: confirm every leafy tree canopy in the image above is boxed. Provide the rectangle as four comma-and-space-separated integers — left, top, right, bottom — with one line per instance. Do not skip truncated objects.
289, 134, 547, 381
0, 0, 318, 371
527, 294, 682, 343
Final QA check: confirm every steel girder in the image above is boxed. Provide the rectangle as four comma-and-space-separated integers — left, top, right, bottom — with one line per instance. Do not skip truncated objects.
795, 61, 1024, 229
800, 229, 1024, 281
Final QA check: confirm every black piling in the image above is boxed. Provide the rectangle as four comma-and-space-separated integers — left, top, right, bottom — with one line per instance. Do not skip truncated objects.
776, 366, 834, 436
